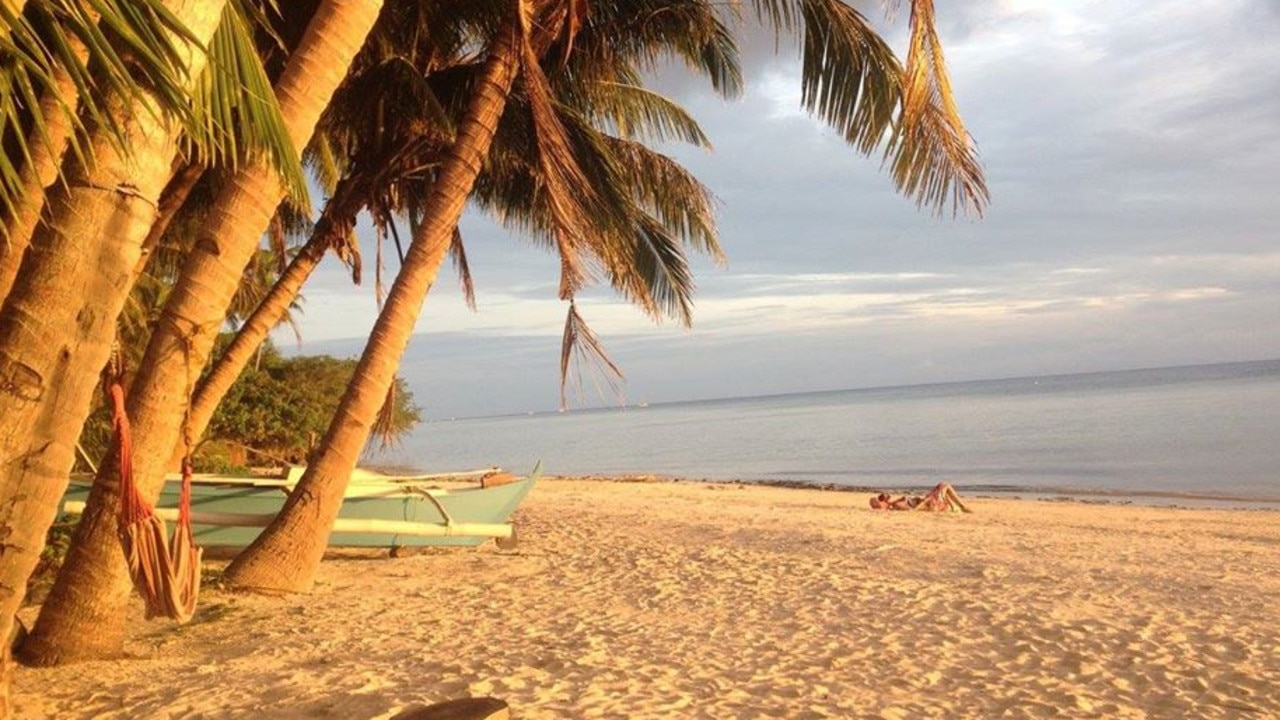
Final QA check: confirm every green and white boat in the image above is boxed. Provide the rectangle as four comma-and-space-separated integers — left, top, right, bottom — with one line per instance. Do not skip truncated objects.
61, 463, 539, 550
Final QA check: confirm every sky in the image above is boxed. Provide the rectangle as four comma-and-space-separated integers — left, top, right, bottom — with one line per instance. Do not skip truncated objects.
275, 0, 1280, 418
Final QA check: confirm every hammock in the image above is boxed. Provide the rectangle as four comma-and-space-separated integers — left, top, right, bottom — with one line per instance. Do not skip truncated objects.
110, 381, 203, 622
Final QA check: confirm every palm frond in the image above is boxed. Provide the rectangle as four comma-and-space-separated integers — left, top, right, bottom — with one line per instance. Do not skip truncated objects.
183, 0, 310, 207
520, 31, 603, 299
885, 0, 987, 216
311, 175, 364, 283
0, 40, 59, 227
306, 133, 343, 193
562, 0, 743, 100
315, 53, 456, 182
602, 135, 721, 261
371, 383, 399, 449
449, 226, 476, 311
472, 80, 720, 326
585, 81, 710, 146
618, 214, 697, 325
884, 99, 987, 218
751, 0, 986, 216
266, 212, 287, 273
796, 0, 901, 154
559, 300, 625, 411
555, 96, 721, 320
226, 246, 295, 327
0, 0, 197, 220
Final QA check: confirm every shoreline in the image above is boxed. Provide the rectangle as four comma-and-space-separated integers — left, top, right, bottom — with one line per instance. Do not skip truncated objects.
537, 473, 1280, 511
16, 478, 1280, 718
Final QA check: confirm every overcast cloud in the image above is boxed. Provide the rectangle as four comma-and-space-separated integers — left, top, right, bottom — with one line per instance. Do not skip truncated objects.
278, 0, 1280, 418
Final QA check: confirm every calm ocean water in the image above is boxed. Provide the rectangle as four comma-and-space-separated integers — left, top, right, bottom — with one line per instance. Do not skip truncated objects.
376, 360, 1280, 506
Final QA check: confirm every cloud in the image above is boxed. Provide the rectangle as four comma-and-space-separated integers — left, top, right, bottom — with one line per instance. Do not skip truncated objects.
275, 1, 1280, 416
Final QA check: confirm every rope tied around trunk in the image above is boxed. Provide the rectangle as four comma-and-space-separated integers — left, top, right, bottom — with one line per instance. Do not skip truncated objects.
109, 355, 203, 623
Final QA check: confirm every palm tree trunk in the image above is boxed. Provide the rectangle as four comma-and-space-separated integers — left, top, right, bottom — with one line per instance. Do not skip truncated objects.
19, 0, 383, 667
183, 181, 364, 448
221, 19, 524, 594
134, 161, 206, 278
0, 0, 227, 689
0, 50, 84, 303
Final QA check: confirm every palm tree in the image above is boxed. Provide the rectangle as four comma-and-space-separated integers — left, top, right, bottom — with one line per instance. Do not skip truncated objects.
223, 0, 986, 595
221, 0, 758, 591
182, 182, 363, 451
184, 0, 734, 449
0, 0, 232, 692
219, 4, 532, 593
0, 21, 85, 302
17, 0, 384, 667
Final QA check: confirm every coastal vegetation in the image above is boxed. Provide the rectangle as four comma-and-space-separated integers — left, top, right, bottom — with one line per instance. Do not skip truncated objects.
72, 340, 422, 473
0, 0, 985, 714
203, 341, 422, 469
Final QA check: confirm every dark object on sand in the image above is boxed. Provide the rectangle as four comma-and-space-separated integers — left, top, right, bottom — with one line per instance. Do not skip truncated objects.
391, 697, 509, 720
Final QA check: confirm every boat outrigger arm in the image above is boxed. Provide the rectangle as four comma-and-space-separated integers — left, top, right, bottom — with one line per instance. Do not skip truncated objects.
402, 485, 457, 527
60, 502, 514, 540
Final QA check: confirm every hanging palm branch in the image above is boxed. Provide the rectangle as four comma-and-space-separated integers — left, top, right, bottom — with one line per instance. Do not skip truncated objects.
560, 300, 625, 410
449, 226, 477, 311
883, 0, 987, 217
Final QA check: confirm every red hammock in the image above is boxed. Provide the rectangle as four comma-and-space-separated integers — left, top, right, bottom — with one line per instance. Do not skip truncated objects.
110, 381, 202, 622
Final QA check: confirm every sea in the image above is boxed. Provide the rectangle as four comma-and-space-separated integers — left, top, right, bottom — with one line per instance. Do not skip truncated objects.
376, 359, 1280, 508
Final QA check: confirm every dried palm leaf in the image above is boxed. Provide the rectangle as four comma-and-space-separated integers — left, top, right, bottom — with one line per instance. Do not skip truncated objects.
560, 300, 625, 410
449, 226, 477, 311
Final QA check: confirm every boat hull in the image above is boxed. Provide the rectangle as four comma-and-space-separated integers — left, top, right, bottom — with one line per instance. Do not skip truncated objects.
61, 470, 537, 549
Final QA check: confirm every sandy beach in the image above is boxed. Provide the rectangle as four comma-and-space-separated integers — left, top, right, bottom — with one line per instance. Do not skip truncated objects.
14, 478, 1280, 719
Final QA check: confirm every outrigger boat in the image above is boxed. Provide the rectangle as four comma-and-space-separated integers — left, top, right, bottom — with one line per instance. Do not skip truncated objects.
61, 463, 539, 550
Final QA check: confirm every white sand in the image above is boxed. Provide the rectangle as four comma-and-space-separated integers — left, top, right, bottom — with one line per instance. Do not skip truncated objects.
14, 478, 1280, 719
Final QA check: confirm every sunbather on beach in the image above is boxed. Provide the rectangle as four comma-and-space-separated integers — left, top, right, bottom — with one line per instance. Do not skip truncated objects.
870, 482, 972, 513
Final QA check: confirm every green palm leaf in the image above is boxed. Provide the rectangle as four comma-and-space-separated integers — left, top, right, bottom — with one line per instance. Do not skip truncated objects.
585, 81, 710, 146
748, 0, 987, 216
885, 0, 987, 216
184, 0, 309, 206
0, 0, 198, 221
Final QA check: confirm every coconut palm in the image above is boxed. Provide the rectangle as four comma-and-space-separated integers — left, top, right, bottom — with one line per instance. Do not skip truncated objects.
222, 0, 985, 596
17, 0, 384, 667
183, 0, 733, 457
181, 183, 367, 451
219, 1, 545, 593
0, 1, 232, 691
0, 0, 194, 238
0, 18, 88, 301
220, 0, 959, 593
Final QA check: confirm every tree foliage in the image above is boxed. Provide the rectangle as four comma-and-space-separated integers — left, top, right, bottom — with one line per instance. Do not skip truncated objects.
204, 339, 421, 466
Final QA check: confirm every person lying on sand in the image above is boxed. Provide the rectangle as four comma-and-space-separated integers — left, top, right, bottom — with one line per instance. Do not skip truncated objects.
870, 482, 972, 513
